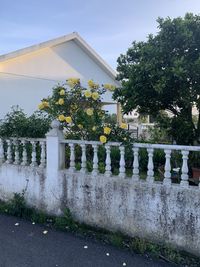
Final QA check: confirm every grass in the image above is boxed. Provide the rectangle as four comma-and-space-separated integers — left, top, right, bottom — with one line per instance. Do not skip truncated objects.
0, 193, 200, 266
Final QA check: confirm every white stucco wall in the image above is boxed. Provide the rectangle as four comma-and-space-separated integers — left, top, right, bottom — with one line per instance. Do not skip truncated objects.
0, 40, 118, 119
1, 129, 200, 257
0, 163, 200, 257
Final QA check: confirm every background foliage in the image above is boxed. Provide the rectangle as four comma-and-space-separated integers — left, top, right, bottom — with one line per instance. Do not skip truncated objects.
114, 13, 200, 145
0, 106, 51, 138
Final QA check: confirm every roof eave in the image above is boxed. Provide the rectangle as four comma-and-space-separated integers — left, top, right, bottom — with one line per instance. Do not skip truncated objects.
0, 32, 120, 85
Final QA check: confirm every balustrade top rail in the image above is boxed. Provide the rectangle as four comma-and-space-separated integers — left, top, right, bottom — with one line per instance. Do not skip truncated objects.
60, 139, 122, 146
60, 139, 200, 152
133, 143, 200, 152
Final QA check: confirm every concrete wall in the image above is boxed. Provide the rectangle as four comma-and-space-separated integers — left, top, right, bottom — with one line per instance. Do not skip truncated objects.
0, 164, 46, 210
62, 172, 200, 257
0, 128, 200, 257
0, 40, 117, 118
0, 164, 200, 256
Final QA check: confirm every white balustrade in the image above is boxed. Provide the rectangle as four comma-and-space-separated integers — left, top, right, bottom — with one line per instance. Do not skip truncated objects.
0, 132, 199, 189
147, 148, 154, 182
80, 144, 87, 174
105, 144, 112, 177
6, 140, 12, 164
119, 146, 125, 178
0, 137, 46, 167
60, 140, 199, 187
163, 149, 172, 185
92, 144, 98, 176
1, 130, 196, 186
180, 150, 189, 187
132, 147, 139, 181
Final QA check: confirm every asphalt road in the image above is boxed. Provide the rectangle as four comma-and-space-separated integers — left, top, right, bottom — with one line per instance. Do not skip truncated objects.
0, 214, 176, 267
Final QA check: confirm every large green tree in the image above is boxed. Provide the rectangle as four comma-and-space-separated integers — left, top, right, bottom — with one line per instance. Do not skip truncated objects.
114, 13, 200, 145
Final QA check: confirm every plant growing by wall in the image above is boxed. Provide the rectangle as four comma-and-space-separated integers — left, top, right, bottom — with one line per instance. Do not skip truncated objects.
38, 78, 132, 144
0, 106, 51, 138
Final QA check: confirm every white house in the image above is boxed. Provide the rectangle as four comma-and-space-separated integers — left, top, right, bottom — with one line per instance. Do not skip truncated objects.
0, 32, 121, 119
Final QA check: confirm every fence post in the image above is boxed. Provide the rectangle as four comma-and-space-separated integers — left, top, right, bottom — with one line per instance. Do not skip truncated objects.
45, 120, 65, 214
46, 120, 65, 171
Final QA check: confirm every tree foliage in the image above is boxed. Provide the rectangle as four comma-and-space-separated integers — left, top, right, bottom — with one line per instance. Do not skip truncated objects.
114, 13, 200, 145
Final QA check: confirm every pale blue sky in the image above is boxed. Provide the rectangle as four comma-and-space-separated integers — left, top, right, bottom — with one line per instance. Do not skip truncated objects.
0, 0, 200, 69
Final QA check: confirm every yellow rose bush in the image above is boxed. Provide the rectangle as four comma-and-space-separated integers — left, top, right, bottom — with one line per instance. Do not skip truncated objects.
38, 79, 132, 144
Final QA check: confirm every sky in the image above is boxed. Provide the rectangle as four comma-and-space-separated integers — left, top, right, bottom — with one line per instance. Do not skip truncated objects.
0, 0, 200, 69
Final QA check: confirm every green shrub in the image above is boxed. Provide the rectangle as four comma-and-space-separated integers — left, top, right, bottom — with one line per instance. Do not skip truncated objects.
0, 106, 51, 138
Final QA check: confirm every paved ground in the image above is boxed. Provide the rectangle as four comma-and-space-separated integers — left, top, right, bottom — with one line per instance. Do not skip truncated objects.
0, 214, 176, 267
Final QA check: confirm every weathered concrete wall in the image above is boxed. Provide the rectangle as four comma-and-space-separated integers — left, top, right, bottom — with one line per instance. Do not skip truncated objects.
60, 171, 200, 257
0, 164, 46, 210
0, 163, 200, 257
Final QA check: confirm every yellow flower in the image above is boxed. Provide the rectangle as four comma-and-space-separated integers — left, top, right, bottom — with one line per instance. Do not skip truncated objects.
104, 127, 111, 135
84, 90, 92, 98
67, 78, 80, 87
58, 114, 65, 121
58, 98, 64, 105
92, 126, 96, 131
100, 135, 107, 144
88, 80, 99, 89
66, 116, 72, 123
92, 92, 99, 100
104, 83, 116, 91
59, 89, 65, 96
43, 101, 49, 108
38, 102, 44, 110
78, 124, 83, 129
38, 101, 49, 109
120, 123, 128, 129
86, 108, 94, 116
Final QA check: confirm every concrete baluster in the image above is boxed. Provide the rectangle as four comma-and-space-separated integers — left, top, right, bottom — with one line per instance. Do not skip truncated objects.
105, 144, 111, 177
69, 143, 75, 172
163, 149, 172, 185
92, 144, 98, 176
14, 140, 20, 165
6, 139, 12, 164
31, 141, 37, 167
180, 150, 189, 187
132, 147, 139, 181
0, 138, 4, 164
119, 146, 126, 178
21, 140, 28, 166
147, 148, 154, 182
39, 141, 46, 168
80, 143, 87, 174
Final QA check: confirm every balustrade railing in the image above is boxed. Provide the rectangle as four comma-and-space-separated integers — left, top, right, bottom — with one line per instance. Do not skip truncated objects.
1, 134, 200, 187
60, 140, 123, 177
0, 138, 46, 168
60, 140, 200, 187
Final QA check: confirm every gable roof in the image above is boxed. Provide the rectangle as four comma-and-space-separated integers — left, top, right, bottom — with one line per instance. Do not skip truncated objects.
0, 32, 118, 81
